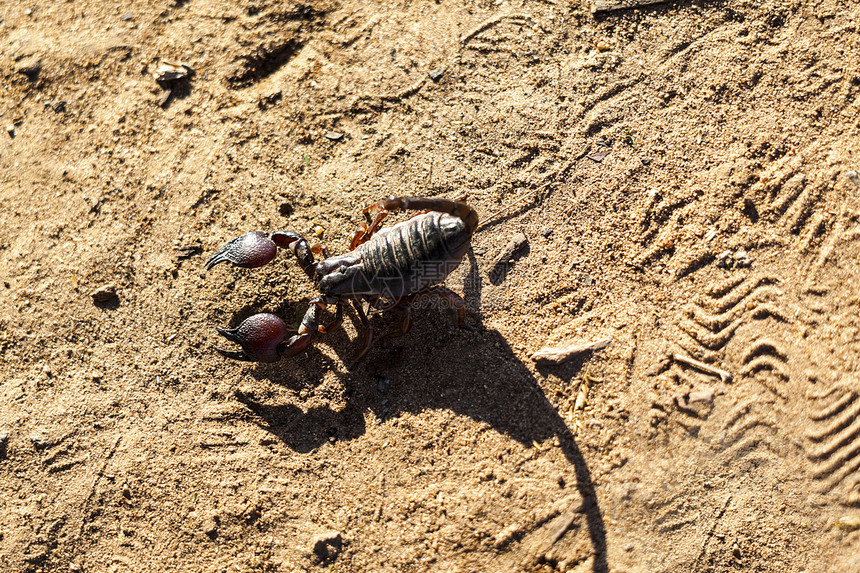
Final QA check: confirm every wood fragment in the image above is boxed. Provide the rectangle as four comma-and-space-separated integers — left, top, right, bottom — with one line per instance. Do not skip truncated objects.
152, 61, 191, 82
492, 232, 528, 266
573, 378, 591, 412
513, 496, 586, 569
547, 499, 586, 545
671, 353, 733, 383
489, 232, 528, 283
532, 338, 611, 365
593, 0, 667, 13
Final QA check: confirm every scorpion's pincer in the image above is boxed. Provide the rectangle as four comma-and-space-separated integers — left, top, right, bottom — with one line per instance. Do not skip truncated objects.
205, 231, 278, 270
215, 313, 288, 363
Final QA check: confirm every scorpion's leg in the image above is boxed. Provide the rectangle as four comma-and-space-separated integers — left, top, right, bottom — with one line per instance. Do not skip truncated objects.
350, 209, 388, 249
411, 286, 466, 326
376, 300, 413, 340
317, 301, 343, 334
351, 299, 374, 362
394, 302, 413, 335
206, 230, 318, 280
311, 243, 331, 259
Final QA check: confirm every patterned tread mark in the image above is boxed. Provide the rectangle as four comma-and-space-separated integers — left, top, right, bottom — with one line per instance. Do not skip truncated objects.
797, 211, 830, 255
654, 501, 702, 534
460, 13, 533, 48
678, 275, 784, 354
739, 338, 790, 399
769, 173, 807, 218
782, 179, 824, 233
806, 382, 860, 503
687, 285, 784, 331
633, 188, 702, 267
761, 171, 826, 234
803, 205, 860, 293
647, 487, 708, 539
718, 398, 778, 449
697, 274, 780, 313
745, 149, 836, 261
715, 397, 788, 470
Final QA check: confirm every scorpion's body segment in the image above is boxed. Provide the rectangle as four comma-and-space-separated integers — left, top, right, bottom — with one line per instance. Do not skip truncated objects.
320, 211, 470, 300
206, 196, 477, 363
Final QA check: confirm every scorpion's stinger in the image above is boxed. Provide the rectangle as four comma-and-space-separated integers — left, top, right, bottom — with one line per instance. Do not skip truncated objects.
205, 231, 278, 270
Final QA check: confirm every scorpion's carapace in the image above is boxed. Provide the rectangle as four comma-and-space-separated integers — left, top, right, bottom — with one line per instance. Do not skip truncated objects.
206, 196, 477, 364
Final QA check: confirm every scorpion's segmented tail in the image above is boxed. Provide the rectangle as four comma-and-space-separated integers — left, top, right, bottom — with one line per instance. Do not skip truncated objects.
376, 196, 479, 236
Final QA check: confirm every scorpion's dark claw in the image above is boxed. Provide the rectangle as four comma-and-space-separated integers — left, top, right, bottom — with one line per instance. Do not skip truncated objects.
214, 313, 288, 363
214, 347, 255, 362
205, 232, 277, 270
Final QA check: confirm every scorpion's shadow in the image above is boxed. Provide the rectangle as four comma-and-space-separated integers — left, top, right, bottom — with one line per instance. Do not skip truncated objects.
233, 252, 608, 573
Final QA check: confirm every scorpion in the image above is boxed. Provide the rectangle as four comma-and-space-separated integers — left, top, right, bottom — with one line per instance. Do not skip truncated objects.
205, 196, 479, 363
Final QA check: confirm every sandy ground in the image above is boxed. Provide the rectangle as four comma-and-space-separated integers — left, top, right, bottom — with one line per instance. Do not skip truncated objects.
2, 0, 860, 571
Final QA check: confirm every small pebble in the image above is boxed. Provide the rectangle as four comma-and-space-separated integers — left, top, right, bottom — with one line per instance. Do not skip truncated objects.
325, 131, 343, 141
44, 99, 66, 113
29, 431, 50, 449
202, 517, 218, 538
837, 515, 860, 531
847, 170, 860, 189
688, 389, 714, 404
14, 56, 42, 79
152, 61, 191, 82
376, 377, 390, 393
311, 530, 343, 563
428, 67, 446, 81
120, 11, 135, 21
91, 283, 118, 303
717, 249, 751, 270
0, 431, 9, 459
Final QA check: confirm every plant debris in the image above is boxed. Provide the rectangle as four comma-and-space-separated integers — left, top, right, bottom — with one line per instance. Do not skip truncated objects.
152, 61, 192, 82
532, 338, 611, 365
